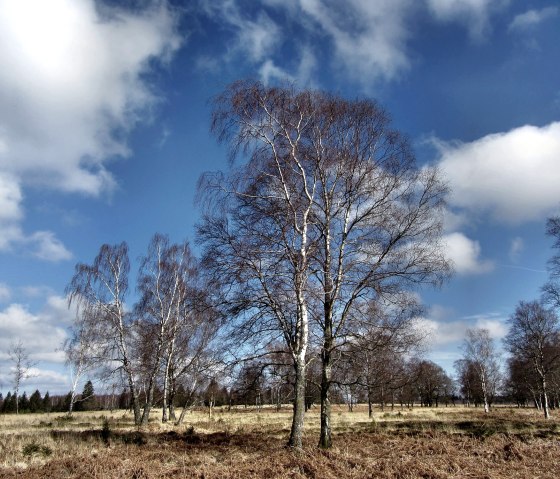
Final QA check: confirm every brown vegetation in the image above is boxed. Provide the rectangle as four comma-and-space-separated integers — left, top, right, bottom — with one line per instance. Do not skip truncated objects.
1, 406, 559, 478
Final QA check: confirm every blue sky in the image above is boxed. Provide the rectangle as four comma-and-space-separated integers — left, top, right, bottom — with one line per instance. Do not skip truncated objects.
0, 0, 559, 395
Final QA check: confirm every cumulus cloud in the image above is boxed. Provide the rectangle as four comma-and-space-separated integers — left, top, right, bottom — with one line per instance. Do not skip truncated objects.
473, 317, 508, 339
0, 295, 76, 366
426, 0, 508, 40
0, 0, 181, 259
444, 232, 494, 275
509, 6, 558, 32
434, 122, 560, 224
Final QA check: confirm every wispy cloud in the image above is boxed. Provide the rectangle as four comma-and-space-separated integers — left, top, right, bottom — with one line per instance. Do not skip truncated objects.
426, 0, 509, 41
509, 237, 524, 263
509, 6, 558, 32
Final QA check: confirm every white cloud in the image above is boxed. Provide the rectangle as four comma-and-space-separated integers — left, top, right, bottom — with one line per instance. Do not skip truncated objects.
0, 0, 181, 259
414, 317, 466, 347
259, 60, 294, 85
444, 232, 494, 275
426, 0, 508, 40
474, 317, 508, 339
201, 1, 282, 64
509, 6, 558, 32
0, 173, 22, 223
26, 231, 73, 262
435, 122, 560, 224
416, 309, 507, 349
203, 0, 415, 87
0, 296, 75, 367
509, 237, 524, 263
298, 0, 414, 84
238, 12, 282, 62
0, 367, 70, 395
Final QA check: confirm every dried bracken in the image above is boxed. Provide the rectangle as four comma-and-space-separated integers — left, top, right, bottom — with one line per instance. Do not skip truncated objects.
1, 406, 559, 478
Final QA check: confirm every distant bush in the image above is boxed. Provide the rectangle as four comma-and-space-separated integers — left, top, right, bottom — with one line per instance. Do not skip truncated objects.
101, 417, 111, 446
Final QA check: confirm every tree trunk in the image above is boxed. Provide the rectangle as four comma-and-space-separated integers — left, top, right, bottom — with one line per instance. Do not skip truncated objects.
319, 344, 332, 449
288, 358, 306, 449
542, 376, 550, 419
176, 402, 190, 425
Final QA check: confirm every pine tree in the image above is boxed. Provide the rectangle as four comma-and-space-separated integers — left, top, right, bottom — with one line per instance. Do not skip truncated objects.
42, 391, 52, 413
19, 392, 30, 412
81, 380, 95, 411
3, 392, 15, 413
29, 390, 42, 412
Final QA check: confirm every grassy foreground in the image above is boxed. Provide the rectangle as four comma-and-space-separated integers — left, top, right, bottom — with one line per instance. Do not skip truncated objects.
1, 405, 559, 478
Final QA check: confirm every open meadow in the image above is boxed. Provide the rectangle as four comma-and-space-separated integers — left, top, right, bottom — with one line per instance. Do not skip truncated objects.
1, 405, 560, 478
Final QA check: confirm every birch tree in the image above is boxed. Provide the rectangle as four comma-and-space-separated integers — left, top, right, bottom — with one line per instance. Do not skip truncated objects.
63, 322, 97, 415
504, 301, 560, 419
135, 234, 195, 425
8, 341, 35, 414
66, 242, 142, 424
460, 328, 501, 413
199, 81, 319, 449
302, 91, 450, 448
201, 80, 449, 448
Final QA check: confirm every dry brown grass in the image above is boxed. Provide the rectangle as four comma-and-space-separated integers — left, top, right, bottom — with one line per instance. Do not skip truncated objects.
1, 405, 559, 478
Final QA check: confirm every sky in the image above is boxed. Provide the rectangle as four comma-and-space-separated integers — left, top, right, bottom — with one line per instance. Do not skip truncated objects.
0, 0, 559, 396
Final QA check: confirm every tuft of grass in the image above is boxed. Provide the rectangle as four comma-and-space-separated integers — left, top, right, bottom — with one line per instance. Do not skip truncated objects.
22, 442, 52, 458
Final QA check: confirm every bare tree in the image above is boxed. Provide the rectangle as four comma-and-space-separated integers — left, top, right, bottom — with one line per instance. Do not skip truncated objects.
460, 328, 501, 413
200, 80, 449, 448
504, 301, 560, 419
167, 289, 222, 424
8, 340, 36, 414
338, 295, 425, 418
135, 234, 197, 425
292, 89, 449, 448
66, 242, 143, 424
199, 81, 320, 449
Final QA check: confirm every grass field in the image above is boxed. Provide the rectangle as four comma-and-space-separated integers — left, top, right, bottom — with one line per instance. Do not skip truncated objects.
1, 405, 559, 478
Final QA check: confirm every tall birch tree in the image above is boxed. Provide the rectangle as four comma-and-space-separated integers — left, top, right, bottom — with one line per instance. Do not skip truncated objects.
199, 81, 319, 449
460, 328, 501, 413
301, 92, 449, 448
8, 341, 35, 415
504, 301, 560, 419
135, 234, 193, 425
66, 242, 143, 424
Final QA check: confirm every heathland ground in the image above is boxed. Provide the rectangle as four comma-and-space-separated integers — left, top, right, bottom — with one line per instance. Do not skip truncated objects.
1, 405, 559, 478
